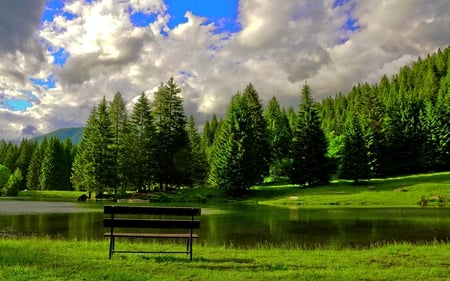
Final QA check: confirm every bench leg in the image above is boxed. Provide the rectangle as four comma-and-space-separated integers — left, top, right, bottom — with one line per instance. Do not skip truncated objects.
109, 236, 114, 259
189, 238, 193, 261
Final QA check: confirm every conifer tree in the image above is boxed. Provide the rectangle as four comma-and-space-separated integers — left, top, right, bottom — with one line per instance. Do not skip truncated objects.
152, 78, 191, 190
187, 115, 208, 186
109, 92, 129, 193
209, 85, 270, 196
26, 138, 47, 190
290, 83, 329, 186
338, 115, 370, 184
264, 96, 292, 179
126, 93, 157, 191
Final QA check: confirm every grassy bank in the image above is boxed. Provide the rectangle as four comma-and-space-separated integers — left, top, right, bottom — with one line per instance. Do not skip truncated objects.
14, 190, 86, 202
0, 238, 449, 281
8, 172, 450, 208
253, 172, 450, 208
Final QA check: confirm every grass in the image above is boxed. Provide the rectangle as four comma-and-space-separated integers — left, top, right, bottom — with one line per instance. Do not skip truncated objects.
7, 172, 450, 208
13, 190, 86, 202
0, 238, 449, 281
252, 172, 450, 208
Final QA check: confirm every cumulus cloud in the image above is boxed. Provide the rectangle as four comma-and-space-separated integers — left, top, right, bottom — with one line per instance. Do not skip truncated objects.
0, 0, 449, 141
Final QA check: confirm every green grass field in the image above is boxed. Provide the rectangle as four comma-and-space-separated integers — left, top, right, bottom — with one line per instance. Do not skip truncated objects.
0, 238, 449, 281
251, 172, 450, 208
10, 172, 450, 208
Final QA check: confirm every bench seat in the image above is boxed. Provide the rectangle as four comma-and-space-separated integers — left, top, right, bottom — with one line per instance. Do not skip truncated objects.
103, 232, 200, 239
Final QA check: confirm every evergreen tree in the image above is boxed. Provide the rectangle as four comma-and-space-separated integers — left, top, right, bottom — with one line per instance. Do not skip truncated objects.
71, 107, 97, 195
209, 85, 270, 196
208, 93, 252, 195
40, 137, 69, 190
109, 92, 129, 194
290, 83, 329, 186
242, 83, 271, 182
338, 116, 371, 184
26, 138, 47, 190
126, 93, 157, 191
71, 98, 116, 197
264, 96, 292, 179
92, 97, 117, 194
152, 78, 191, 190
16, 139, 37, 190
187, 115, 208, 186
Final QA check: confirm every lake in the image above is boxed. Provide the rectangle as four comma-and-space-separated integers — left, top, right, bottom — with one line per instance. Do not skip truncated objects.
1, 201, 449, 248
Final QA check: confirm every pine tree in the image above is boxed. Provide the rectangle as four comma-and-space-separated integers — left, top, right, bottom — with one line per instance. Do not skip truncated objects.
16, 139, 37, 190
264, 96, 292, 179
209, 85, 270, 196
109, 92, 129, 194
126, 93, 157, 191
290, 83, 329, 186
338, 115, 371, 184
187, 115, 208, 186
40, 137, 68, 190
71, 98, 116, 197
152, 78, 191, 190
242, 83, 271, 182
26, 138, 47, 190
92, 97, 117, 194
208, 93, 251, 195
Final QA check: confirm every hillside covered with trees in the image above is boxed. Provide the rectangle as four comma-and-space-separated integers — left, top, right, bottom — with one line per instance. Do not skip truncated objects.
0, 47, 449, 197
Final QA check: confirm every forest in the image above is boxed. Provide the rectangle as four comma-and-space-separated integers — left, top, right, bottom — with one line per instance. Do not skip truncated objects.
0, 46, 449, 197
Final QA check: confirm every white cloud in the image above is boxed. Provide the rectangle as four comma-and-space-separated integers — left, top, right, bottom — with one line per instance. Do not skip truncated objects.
0, 0, 449, 141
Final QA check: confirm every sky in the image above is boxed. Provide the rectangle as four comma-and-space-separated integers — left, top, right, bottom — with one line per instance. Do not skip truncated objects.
0, 0, 449, 141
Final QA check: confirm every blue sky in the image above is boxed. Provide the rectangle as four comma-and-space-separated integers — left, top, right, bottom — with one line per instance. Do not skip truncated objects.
0, 0, 448, 140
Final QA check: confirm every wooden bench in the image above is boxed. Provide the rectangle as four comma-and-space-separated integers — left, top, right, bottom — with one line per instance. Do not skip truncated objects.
103, 205, 201, 260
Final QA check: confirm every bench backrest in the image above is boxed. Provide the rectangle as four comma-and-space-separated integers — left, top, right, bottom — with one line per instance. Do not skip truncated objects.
104, 206, 201, 229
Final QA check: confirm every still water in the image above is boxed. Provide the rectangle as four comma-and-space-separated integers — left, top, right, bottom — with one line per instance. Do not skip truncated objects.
0, 201, 449, 248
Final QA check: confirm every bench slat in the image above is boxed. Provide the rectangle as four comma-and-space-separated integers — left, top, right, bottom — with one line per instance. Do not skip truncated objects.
104, 232, 199, 238
104, 205, 201, 216
104, 218, 200, 229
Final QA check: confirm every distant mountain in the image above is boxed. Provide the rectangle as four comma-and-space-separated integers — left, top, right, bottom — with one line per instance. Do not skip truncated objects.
32, 127, 84, 144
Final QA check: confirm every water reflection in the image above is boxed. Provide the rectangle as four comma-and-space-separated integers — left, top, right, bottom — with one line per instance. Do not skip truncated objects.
0, 201, 449, 247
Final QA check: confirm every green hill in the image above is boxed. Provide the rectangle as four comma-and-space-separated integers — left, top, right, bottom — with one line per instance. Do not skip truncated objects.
32, 127, 84, 144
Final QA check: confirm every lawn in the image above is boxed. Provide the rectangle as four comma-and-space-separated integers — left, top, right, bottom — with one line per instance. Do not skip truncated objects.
0, 238, 449, 281
253, 172, 450, 208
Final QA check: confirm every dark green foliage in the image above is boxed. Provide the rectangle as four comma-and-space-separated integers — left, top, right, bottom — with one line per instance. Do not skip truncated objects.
71, 98, 116, 196
209, 84, 270, 196
152, 78, 191, 190
338, 116, 371, 184
3, 168, 22, 196
187, 115, 208, 186
290, 83, 329, 186
109, 92, 129, 194
264, 96, 292, 179
15, 139, 37, 190
125, 93, 157, 191
26, 138, 47, 190
0, 164, 11, 189
40, 137, 72, 190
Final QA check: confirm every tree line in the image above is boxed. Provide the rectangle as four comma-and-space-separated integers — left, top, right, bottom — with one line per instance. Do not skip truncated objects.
0, 47, 449, 197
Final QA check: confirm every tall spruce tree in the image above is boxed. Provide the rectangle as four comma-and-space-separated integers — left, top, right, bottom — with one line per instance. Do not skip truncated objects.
109, 92, 129, 193
152, 78, 191, 190
264, 96, 292, 179
338, 115, 371, 184
209, 85, 270, 196
187, 115, 208, 186
71, 98, 116, 197
242, 83, 271, 182
290, 83, 329, 186
126, 93, 157, 191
